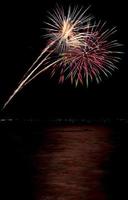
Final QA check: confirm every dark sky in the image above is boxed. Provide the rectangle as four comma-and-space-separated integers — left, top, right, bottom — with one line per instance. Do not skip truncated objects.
1, 0, 128, 119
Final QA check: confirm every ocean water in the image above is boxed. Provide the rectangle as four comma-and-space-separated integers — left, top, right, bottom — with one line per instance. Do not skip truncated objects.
1, 119, 128, 200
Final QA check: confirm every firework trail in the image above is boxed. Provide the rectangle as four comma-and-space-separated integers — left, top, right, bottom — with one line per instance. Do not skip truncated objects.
2, 57, 62, 110
2, 5, 122, 109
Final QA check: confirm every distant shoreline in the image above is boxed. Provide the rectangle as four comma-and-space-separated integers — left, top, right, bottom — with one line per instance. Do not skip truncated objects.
0, 117, 128, 125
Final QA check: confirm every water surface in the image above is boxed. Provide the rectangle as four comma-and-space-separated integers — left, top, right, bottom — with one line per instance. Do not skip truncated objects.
1, 120, 128, 200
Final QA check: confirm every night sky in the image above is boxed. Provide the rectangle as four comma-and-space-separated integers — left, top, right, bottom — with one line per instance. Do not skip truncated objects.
1, 0, 128, 119
1, 2, 128, 199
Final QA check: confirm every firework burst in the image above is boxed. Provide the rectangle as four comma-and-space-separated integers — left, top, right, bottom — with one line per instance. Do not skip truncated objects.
45, 5, 92, 52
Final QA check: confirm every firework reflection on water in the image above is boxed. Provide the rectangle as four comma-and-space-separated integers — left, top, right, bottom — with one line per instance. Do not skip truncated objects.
33, 125, 112, 200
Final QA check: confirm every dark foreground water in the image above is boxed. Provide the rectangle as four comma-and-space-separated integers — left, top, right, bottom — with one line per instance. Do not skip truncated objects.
1, 120, 128, 200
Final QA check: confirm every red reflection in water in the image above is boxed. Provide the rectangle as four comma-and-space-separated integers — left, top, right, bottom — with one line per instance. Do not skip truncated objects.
32, 125, 112, 200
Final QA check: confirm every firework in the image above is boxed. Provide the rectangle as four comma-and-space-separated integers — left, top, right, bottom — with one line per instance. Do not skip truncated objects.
2, 5, 122, 110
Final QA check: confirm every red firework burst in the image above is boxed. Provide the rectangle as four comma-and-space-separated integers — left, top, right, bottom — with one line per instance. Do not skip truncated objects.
51, 21, 122, 86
